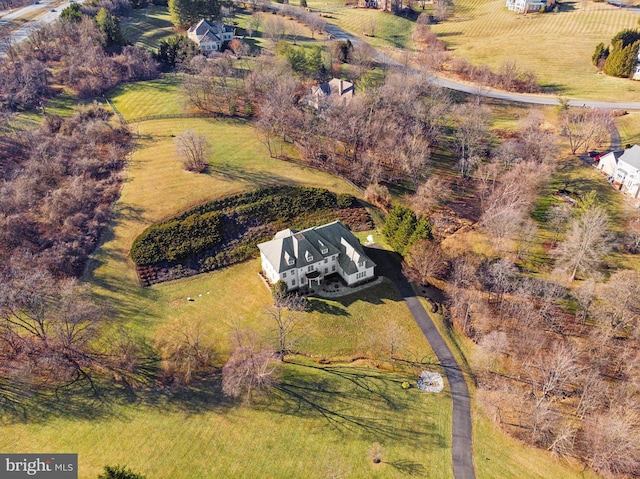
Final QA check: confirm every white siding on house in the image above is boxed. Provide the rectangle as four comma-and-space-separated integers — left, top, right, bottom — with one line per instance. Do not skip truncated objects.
598, 152, 618, 177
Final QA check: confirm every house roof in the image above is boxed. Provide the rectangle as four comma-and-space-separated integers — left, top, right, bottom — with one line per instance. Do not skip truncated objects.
199, 30, 221, 44
312, 78, 354, 100
258, 221, 375, 275
188, 19, 233, 39
617, 144, 640, 171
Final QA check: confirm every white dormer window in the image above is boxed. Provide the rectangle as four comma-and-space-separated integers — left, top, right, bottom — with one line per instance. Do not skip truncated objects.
305, 251, 313, 262
285, 252, 294, 266
318, 240, 328, 255
358, 260, 364, 267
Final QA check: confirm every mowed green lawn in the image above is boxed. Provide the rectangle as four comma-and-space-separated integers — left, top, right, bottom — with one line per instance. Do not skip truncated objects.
122, 5, 177, 49
109, 74, 187, 120
330, 8, 416, 49
431, 0, 640, 100
616, 112, 640, 147
0, 102, 456, 477
4, 360, 452, 479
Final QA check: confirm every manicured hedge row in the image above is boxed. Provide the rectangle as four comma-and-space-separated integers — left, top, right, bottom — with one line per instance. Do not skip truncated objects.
131, 211, 223, 265
130, 187, 357, 266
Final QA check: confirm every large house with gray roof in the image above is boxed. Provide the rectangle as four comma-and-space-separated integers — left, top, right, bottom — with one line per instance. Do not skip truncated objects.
187, 19, 234, 54
258, 221, 376, 291
598, 144, 640, 200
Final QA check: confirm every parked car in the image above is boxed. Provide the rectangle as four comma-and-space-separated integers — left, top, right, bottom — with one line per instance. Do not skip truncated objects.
593, 153, 603, 164
50, 8, 55, 11
588, 151, 600, 158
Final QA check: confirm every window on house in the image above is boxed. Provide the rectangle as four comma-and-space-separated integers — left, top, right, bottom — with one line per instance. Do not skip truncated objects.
324, 268, 328, 274
358, 260, 364, 267
282, 272, 287, 278
308, 265, 313, 272
332, 265, 336, 272
332, 255, 336, 260
292, 279, 296, 286
324, 259, 328, 264
321, 248, 328, 254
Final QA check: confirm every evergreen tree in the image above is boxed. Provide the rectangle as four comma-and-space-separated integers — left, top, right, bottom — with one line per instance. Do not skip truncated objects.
168, 0, 221, 29
98, 465, 147, 479
60, 2, 83, 22
155, 35, 200, 69
95, 7, 125, 49
604, 40, 640, 78
592, 42, 609, 67
383, 205, 431, 255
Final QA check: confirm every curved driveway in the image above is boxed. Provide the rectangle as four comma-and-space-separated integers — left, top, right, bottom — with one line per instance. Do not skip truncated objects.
366, 246, 476, 479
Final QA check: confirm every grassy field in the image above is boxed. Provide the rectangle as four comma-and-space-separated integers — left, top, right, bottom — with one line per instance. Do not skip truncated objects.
108, 74, 188, 120
121, 5, 177, 49
329, 8, 417, 50
3, 359, 452, 479
0, 93, 458, 477
616, 112, 640, 147
430, 0, 640, 100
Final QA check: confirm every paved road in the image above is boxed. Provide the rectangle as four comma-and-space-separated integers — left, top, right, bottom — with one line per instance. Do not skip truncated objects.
325, 23, 640, 111
0, 0, 81, 57
366, 246, 476, 479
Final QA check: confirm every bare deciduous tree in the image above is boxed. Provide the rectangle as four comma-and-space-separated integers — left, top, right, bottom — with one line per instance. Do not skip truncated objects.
554, 206, 611, 281
583, 408, 640, 478
402, 240, 448, 285
156, 320, 217, 385
222, 329, 278, 404
560, 108, 612, 155
409, 176, 453, 216
175, 130, 209, 173
267, 293, 307, 360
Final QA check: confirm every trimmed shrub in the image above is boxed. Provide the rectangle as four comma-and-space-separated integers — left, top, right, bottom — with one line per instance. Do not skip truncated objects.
130, 186, 356, 266
131, 211, 223, 265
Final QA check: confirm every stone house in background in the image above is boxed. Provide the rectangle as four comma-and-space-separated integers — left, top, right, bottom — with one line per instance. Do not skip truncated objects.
187, 19, 234, 54
258, 221, 376, 291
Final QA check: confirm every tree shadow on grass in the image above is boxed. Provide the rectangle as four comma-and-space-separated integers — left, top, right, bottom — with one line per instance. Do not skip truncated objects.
263, 362, 447, 448
386, 459, 427, 477
0, 369, 235, 425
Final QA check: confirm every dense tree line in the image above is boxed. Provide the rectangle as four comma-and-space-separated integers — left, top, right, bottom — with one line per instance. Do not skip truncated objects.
0, 105, 137, 396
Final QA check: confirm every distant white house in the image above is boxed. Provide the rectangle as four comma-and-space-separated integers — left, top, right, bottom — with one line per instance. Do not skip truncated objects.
505, 0, 545, 12
598, 144, 640, 199
633, 49, 640, 81
309, 78, 354, 109
187, 19, 234, 54
258, 221, 376, 291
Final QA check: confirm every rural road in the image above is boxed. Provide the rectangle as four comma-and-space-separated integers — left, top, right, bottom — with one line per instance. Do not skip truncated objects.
325, 23, 640, 111
366, 246, 476, 479
0, 0, 83, 57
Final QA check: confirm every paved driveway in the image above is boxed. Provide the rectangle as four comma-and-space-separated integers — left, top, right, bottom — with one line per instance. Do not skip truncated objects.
366, 246, 476, 479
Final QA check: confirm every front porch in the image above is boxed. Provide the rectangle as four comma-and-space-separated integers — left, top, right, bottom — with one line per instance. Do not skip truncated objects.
302, 273, 381, 299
